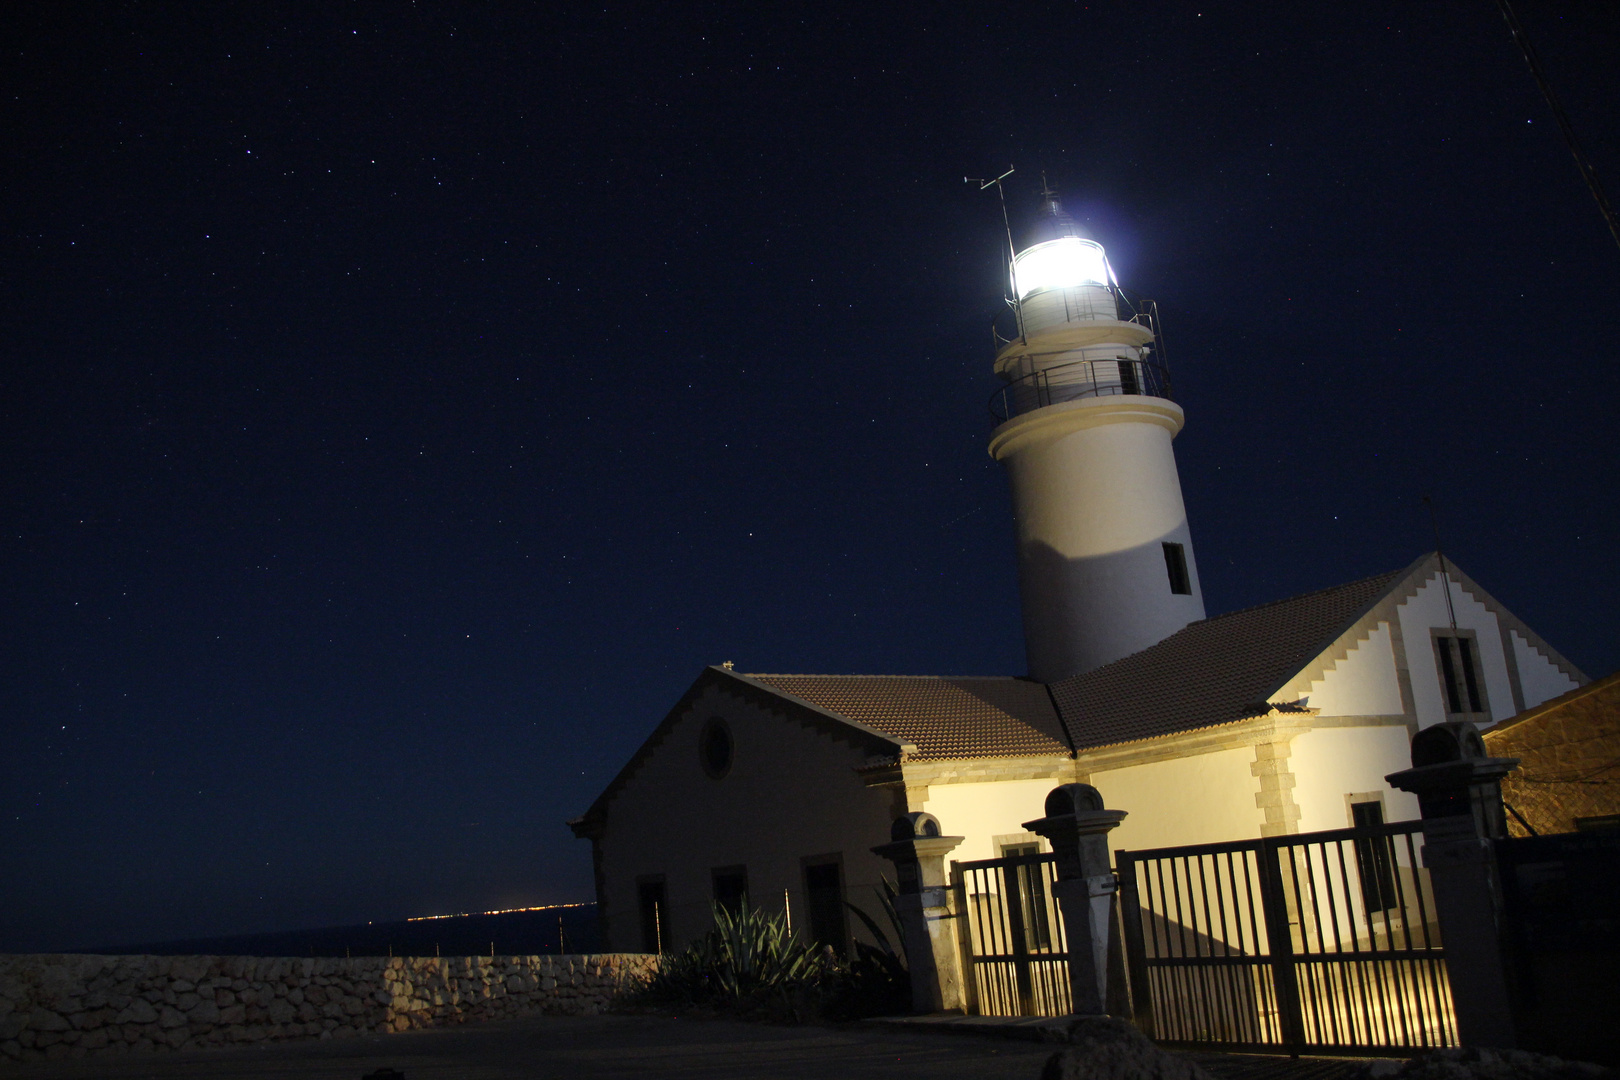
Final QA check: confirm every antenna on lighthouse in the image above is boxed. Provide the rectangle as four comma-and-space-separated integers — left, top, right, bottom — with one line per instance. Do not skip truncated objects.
966, 167, 1026, 343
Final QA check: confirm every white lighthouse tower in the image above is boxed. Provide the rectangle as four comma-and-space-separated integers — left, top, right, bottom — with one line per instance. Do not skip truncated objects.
987, 188, 1205, 682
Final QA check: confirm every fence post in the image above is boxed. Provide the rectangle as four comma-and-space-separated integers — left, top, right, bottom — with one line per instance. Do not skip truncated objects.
1386, 721, 1520, 1049
1113, 849, 1155, 1033
1023, 783, 1128, 1016
871, 811, 966, 1014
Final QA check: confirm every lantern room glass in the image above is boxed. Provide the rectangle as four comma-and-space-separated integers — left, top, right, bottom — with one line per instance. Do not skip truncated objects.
1012, 237, 1112, 299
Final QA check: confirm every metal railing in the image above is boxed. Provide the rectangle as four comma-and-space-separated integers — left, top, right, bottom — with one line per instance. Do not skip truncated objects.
991, 293, 1165, 353
990, 357, 1172, 424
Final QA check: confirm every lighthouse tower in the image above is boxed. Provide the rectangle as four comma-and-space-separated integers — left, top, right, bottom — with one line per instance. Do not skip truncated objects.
988, 190, 1205, 682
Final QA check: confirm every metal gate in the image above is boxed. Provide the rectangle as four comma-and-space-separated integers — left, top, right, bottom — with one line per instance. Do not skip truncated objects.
951, 851, 1073, 1016
1116, 820, 1457, 1054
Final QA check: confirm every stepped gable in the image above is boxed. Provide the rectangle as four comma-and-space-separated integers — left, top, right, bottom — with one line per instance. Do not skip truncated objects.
1049, 568, 1406, 751
746, 673, 1070, 760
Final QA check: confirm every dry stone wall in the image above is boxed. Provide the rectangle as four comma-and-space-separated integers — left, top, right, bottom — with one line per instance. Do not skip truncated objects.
0, 952, 657, 1065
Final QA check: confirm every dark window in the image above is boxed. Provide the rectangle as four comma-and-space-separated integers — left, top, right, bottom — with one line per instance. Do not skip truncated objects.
1001, 844, 1053, 950
1435, 633, 1487, 715
802, 859, 848, 955
1162, 542, 1191, 595
1351, 801, 1398, 914
699, 717, 733, 778
637, 877, 666, 954
712, 865, 748, 917
1117, 359, 1139, 395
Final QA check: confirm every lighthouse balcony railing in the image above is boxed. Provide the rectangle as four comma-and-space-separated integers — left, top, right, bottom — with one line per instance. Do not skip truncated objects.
990, 358, 1173, 425
991, 295, 1164, 352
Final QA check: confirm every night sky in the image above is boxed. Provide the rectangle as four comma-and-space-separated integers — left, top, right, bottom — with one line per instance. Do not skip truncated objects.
4, 3, 1617, 952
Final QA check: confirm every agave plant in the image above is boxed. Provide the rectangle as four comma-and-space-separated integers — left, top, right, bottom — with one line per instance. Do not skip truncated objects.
845, 874, 907, 979
636, 902, 832, 1007
707, 902, 828, 999
835, 876, 911, 1017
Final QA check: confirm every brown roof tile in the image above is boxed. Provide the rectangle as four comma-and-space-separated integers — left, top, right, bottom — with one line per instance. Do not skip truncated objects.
1049, 568, 1407, 750
744, 674, 1071, 760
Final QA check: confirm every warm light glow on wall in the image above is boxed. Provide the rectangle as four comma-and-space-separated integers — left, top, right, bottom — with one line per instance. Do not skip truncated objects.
1013, 237, 1112, 298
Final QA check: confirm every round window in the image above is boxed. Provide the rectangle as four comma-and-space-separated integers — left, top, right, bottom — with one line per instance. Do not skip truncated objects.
699, 718, 733, 779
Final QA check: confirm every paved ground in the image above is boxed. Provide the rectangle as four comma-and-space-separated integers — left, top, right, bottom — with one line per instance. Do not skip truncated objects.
1, 1013, 1055, 1080
0, 1013, 1380, 1080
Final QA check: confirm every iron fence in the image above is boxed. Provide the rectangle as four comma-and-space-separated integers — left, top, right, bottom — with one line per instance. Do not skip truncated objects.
951, 852, 1073, 1017
1116, 820, 1457, 1055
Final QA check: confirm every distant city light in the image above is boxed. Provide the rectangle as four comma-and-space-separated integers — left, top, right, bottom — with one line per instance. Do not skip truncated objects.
1013, 236, 1113, 298
406, 901, 592, 923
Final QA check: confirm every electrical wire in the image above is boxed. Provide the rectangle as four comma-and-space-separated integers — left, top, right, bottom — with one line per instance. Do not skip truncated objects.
1495, 0, 1620, 254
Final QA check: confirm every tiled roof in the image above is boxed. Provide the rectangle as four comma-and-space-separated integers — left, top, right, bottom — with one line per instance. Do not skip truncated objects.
1049, 568, 1407, 750
744, 674, 1071, 760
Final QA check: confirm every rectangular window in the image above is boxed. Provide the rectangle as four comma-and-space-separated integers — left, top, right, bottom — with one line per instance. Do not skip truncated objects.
1433, 631, 1488, 716
802, 857, 848, 956
636, 876, 666, 954
1163, 542, 1192, 595
1001, 843, 1053, 950
711, 865, 748, 917
1351, 800, 1398, 914
1117, 359, 1140, 395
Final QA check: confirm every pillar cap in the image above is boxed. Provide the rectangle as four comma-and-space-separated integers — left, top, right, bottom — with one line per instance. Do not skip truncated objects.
1386, 756, 1518, 796
1022, 783, 1128, 836
1386, 720, 1518, 795
871, 835, 965, 861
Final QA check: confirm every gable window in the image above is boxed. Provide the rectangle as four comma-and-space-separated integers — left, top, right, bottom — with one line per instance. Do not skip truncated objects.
711, 865, 748, 917
637, 876, 667, 954
801, 856, 848, 956
699, 717, 733, 779
1432, 630, 1488, 718
1163, 542, 1192, 595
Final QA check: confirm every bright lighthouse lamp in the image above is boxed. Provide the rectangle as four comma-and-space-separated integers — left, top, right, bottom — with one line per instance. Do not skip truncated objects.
1012, 236, 1114, 299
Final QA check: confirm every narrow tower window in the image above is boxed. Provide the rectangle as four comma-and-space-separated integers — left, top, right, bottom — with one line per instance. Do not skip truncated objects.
1163, 542, 1191, 595
1117, 358, 1139, 395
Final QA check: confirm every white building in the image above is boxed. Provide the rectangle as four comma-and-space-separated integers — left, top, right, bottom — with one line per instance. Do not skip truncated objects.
569, 192, 1587, 954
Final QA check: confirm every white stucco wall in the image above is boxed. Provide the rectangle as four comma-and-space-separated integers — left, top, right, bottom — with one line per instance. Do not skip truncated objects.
1090, 746, 1264, 855
595, 682, 895, 952
990, 396, 1205, 681
1289, 725, 1422, 833
920, 777, 1065, 864
1301, 622, 1405, 717
1510, 629, 1579, 708
1396, 574, 1517, 726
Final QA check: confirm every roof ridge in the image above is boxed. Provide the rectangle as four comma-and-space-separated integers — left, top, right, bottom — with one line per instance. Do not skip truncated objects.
745, 673, 1030, 681
1051, 558, 1430, 752
1191, 565, 1409, 625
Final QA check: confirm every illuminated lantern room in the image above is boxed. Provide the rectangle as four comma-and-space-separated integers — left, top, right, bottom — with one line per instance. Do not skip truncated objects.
992, 187, 1162, 402
1010, 189, 1118, 336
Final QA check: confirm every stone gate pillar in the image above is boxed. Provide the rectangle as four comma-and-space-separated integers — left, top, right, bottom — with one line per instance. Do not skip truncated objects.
1023, 783, 1128, 1016
871, 812, 965, 1014
1386, 721, 1520, 1049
